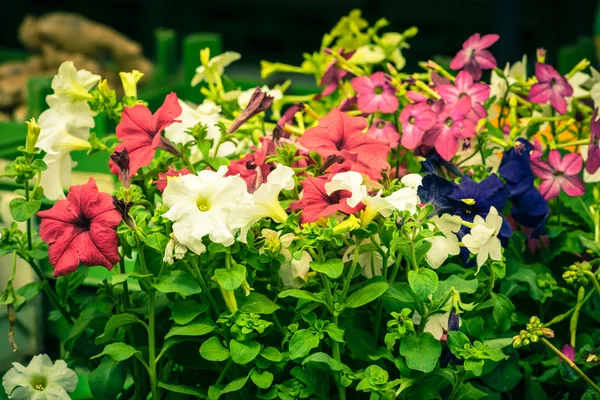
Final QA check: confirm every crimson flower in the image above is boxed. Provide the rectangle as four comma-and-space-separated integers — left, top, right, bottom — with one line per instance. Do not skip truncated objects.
435, 70, 489, 119
155, 167, 191, 192
367, 119, 400, 147
297, 108, 390, 179
531, 150, 585, 200
316, 48, 356, 99
351, 72, 399, 114
399, 103, 437, 150
290, 176, 364, 224
587, 109, 600, 174
110, 92, 182, 177
37, 178, 121, 277
450, 33, 499, 80
529, 63, 573, 114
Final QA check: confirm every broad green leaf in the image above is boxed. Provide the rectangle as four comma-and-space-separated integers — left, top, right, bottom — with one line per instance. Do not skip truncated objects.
491, 293, 514, 333
208, 371, 251, 400
345, 281, 389, 308
302, 352, 350, 372
92, 342, 140, 362
279, 289, 327, 305
483, 337, 513, 349
408, 268, 438, 301
289, 329, 320, 360
310, 258, 344, 279
165, 320, 215, 339
481, 354, 522, 392
507, 269, 544, 301
111, 272, 152, 285
454, 383, 488, 400
200, 337, 230, 362
96, 313, 144, 345
260, 347, 283, 362
88, 357, 127, 400
169, 300, 208, 325
9, 198, 41, 222
399, 333, 441, 373
158, 382, 206, 398
580, 235, 600, 256
15, 282, 44, 311
153, 270, 202, 296
239, 293, 280, 315
345, 327, 377, 361
144, 232, 170, 253
447, 331, 470, 357
214, 263, 246, 291
464, 359, 485, 376
324, 323, 345, 343
435, 275, 478, 299
250, 370, 274, 389
230, 339, 261, 365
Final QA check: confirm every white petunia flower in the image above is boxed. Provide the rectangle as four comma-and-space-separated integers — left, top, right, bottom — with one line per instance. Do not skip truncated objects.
279, 250, 312, 288
461, 206, 503, 270
412, 311, 461, 340
2, 354, 77, 400
191, 51, 241, 87
48, 61, 100, 106
231, 164, 295, 243
163, 234, 188, 265
238, 86, 283, 109
425, 214, 463, 269
162, 166, 252, 254
260, 229, 294, 260
342, 236, 393, 279
325, 171, 368, 208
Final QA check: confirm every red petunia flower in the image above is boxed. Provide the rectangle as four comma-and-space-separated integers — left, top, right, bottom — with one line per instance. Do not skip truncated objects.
37, 178, 121, 277
291, 176, 364, 224
155, 167, 191, 192
297, 108, 390, 179
109, 92, 182, 177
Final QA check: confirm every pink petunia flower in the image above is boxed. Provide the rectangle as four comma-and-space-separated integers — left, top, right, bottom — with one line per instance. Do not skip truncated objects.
529, 63, 573, 115
587, 109, 600, 174
37, 178, 121, 277
450, 33, 500, 80
435, 70, 490, 119
351, 72, 399, 114
531, 150, 585, 200
422, 96, 475, 161
367, 119, 400, 147
399, 103, 437, 149
297, 108, 390, 179
110, 92, 182, 177
290, 176, 364, 224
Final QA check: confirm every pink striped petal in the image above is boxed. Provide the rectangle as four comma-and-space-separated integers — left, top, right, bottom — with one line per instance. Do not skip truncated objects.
560, 153, 583, 175
539, 178, 561, 200
561, 175, 586, 197
547, 150, 563, 171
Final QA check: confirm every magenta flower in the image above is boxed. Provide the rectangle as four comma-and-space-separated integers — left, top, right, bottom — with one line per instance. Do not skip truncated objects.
531, 150, 585, 200
587, 109, 600, 174
351, 72, 399, 114
367, 118, 400, 147
399, 103, 437, 150
435, 70, 490, 119
422, 96, 475, 161
529, 63, 573, 115
406, 91, 444, 113
316, 48, 355, 100
560, 344, 576, 363
450, 33, 499, 80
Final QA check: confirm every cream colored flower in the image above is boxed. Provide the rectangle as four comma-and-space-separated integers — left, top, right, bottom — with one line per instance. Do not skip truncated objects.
191, 51, 241, 86
279, 251, 312, 288
461, 206, 503, 270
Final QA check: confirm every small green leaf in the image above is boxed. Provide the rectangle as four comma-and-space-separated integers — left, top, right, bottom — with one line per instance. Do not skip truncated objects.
111, 272, 152, 285
158, 382, 206, 398
239, 293, 280, 315
435, 275, 478, 299
447, 331, 470, 357
144, 233, 170, 253
250, 370, 274, 389
324, 323, 345, 343
9, 198, 41, 222
92, 342, 140, 362
153, 270, 202, 296
310, 258, 344, 279
208, 371, 252, 400
165, 320, 215, 339
491, 293, 515, 333
88, 357, 127, 400
169, 300, 208, 325
96, 313, 144, 345
399, 333, 442, 373
345, 281, 389, 308
200, 337, 230, 362
230, 340, 261, 365
278, 289, 327, 305
408, 268, 438, 301
214, 263, 246, 291
289, 329, 319, 360
260, 347, 283, 362
302, 352, 350, 372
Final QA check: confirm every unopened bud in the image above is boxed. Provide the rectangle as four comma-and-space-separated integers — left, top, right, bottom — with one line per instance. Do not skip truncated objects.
25, 118, 41, 153
112, 197, 136, 230
7, 304, 17, 352
536, 48, 547, 63
333, 215, 361, 235
119, 70, 144, 98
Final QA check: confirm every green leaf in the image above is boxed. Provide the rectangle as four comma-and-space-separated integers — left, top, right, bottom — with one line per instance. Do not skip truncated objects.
239, 293, 280, 315
88, 357, 127, 400
260, 347, 283, 362
435, 275, 478, 299
230, 339, 261, 365
453, 383, 488, 400
15, 282, 44, 311
165, 320, 215, 339
345, 281, 389, 308
208, 371, 251, 400
214, 263, 246, 291
491, 293, 515, 333
310, 258, 344, 279
96, 313, 144, 345
200, 337, 230, 362
399, 333, 441, 373
302, 352, 350, 372
250, 370, 274, 389
324, 323, 345, 343
345, 327, 377, 361
111, 272, 152, 285
447, 331, 470, 357
158, 382, 206, 398
169, 300, 208, 325
507, 269, 544, 301
408, 268, 438, 301
144, 232, 170, 253
580, 235, 600, 256
153, 270, 202, 296
481, 354, 522, 392
9, 198, 41, 222
92, 342, 140, 362
279, 289, 327, 305
464, 359, 485, 376
289, 329, 320, 360
483, 337, 513, 349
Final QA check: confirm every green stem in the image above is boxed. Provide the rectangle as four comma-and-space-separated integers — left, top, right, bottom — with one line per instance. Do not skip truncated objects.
373, 300, 384, 339
192, 256, 221, 318
332, 315, 346, 400
584, 271, 600, 297
409, 242, 419, 271
389, 257, 402, 283
448, 368, 466, 400
118, 258, 131, 310
340, 239, 363, 301
216, 360, 233, 385
541, 337, 600, 393
545, 290, 594, 327
25, 258, 73, 324
570, 287, 585, 348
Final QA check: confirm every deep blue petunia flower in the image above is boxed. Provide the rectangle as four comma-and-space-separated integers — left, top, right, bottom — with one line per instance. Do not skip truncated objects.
417, 174, 459, 215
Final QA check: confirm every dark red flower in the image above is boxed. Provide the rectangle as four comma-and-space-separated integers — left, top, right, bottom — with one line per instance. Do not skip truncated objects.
109, 92, 182, 177
37, 178, 121, 277
228, 88, 274, 134
291, 176, 364, 224
155, 167, 191, 192
297, 108, 390, 180
316, 48, 356, 100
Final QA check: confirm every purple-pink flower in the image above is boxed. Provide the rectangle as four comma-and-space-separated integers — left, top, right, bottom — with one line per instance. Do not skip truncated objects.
531, 150, 585, 200
529, 63, 573, 115
449, 33, 499, 80
587, 109, 600, 174
560, 344, 576, 363
435, 70, 489, 119
351, 72, 399, 114
367, 118, 400, 148
316, 48, 355, 100
399, 103, 437, 149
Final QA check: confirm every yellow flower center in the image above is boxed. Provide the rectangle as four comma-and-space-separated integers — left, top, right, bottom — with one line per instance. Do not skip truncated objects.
196, 196, 212, 211
461, 198, 476, 206
31, 376, 47, 391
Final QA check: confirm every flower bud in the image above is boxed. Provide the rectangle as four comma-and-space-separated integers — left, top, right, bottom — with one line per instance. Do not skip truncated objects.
25, 118, 41, 153
219, 286, 238, 314
227, 88, 274, 134
110, 149, 131, 188
119, 70, 144, 98
536, 48, 547, 63
112, 197, 136, 230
